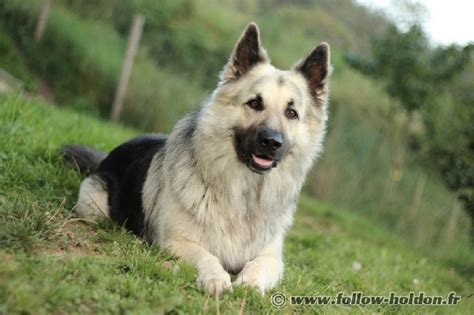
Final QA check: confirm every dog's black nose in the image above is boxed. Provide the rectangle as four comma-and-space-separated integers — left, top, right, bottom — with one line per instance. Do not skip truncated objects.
258, 127, 284, 151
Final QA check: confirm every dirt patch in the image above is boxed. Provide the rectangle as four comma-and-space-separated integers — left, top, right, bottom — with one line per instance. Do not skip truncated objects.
41, 219, 101, 257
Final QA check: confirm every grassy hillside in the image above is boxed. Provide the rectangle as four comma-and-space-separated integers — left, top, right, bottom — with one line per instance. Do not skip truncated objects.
1, 1, 473, 310
1, 94, 472, 313
1, 1, 469, 255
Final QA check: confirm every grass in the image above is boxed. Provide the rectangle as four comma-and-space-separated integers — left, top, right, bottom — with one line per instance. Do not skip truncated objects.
0, 93, 473, 314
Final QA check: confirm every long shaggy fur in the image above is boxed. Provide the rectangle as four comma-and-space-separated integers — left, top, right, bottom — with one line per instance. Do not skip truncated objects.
67, 22, 331, 295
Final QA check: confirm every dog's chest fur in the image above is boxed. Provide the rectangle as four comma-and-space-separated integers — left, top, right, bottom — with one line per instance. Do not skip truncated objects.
142, 113, 303, 272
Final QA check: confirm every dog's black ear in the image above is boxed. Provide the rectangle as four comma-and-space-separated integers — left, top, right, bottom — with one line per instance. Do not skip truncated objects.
221, 22, 269, 81
294, 43, 331, 102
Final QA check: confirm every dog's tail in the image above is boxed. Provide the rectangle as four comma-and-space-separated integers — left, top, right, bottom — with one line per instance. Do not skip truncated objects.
62, 145, 106, 174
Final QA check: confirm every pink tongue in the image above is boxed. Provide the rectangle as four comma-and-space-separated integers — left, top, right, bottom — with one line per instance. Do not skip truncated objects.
252, 154, 273, 168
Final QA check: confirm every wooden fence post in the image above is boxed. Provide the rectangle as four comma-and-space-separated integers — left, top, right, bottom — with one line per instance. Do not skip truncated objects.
405, 173, 426, 222
34, 0, 53, 42
111, 15, 145, 122
441, 199, 461, 247
380, 114, 407, 211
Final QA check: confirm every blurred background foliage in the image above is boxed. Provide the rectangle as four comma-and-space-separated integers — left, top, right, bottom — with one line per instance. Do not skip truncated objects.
0, 0, 472, 272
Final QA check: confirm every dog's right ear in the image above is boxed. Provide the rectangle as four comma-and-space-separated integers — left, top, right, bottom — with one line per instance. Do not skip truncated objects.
221, 22, 269, 81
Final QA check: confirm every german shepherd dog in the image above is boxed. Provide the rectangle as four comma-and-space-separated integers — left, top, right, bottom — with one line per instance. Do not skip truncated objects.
64, 23, 331, 295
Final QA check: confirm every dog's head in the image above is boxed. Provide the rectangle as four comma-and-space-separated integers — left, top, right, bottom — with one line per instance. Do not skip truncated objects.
203, 22, 331, 175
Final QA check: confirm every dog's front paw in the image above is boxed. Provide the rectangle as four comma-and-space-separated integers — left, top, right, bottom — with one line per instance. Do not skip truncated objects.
197, 268, 232, 295
234, 257, 282, 295
234, 260, 267, 294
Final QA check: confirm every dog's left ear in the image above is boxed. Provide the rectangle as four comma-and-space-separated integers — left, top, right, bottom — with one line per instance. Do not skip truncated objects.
294, 43, 332, 103
221, 22, 269, 81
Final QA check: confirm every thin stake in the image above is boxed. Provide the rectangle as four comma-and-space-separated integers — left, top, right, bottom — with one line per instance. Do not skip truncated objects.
406, 173, 427, 222
239, 288, 248, 315
441, 199, 462, 246
34, 0, 53, 42
110, 15, 145, 121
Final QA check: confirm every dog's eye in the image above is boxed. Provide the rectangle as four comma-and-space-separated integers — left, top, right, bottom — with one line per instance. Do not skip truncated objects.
246, 96, 263, 111
286, 108, 298, 120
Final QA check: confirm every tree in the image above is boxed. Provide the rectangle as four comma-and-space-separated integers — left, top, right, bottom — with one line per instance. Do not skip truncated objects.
423, 53, 474, 242
345, 23, 432, 206
346, 24, 433, 114
345, 22, 474, 244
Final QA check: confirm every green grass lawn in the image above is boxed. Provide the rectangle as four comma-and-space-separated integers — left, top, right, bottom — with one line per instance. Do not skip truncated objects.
0, 93, 472, 314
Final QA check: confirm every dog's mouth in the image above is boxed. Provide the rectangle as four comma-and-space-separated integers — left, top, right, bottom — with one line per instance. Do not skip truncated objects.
248, 154, 275, 174
234, 127, 283, 175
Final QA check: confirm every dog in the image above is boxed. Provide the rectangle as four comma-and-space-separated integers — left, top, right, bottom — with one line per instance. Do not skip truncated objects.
64, 22, 331, 295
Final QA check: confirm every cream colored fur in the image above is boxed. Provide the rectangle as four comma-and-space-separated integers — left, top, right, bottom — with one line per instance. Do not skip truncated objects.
76, 175, 109, 219
78, 23, 330, 295
142, 63, 329, 294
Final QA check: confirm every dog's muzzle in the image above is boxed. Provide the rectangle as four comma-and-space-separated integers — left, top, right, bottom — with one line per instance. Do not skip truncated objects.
234, 126, 286, 174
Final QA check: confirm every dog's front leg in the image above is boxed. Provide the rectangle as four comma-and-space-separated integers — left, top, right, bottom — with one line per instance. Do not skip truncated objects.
234, 236, 284, 294
166, 239, 232, 295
